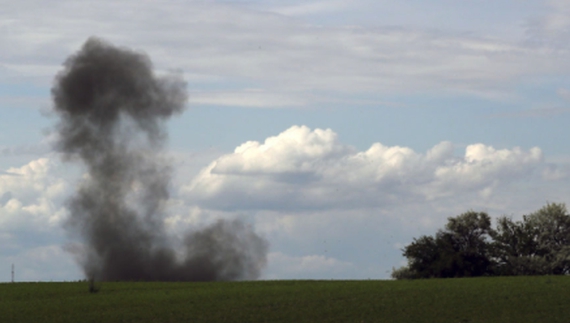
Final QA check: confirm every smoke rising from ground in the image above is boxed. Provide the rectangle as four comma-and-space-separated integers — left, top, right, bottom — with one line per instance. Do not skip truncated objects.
52, 37, 268, 281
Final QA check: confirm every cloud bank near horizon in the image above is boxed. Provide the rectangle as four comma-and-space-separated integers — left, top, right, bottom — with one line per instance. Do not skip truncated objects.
183, 125, 547, 212
1, 125, 569, 281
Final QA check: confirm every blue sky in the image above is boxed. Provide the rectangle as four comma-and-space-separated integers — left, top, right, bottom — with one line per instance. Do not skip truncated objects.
2, 0, 570, 281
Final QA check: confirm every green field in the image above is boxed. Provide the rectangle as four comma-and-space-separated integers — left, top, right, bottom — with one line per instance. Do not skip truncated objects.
2, 276, 569, 322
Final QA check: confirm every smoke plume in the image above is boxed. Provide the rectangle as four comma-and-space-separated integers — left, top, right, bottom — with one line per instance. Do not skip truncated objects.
52, 37, 268, 281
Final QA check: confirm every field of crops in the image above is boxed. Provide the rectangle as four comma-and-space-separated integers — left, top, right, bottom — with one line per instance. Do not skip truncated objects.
2, 276, 570, 322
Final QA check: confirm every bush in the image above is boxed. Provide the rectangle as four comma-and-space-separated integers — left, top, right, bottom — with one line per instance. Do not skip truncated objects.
390, 266, 415, 280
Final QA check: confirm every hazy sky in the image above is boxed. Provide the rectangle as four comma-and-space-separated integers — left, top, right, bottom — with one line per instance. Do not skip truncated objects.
2, 0, 570, 281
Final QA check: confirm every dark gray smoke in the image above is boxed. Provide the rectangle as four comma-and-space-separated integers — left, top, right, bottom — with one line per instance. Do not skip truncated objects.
52, 37, 268, 281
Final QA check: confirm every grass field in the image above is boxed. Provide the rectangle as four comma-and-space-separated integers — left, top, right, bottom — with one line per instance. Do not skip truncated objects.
2, 276, 570, 322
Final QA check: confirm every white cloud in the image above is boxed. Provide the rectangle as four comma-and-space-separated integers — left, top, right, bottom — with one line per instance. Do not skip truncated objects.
1, 129, 568, 281
0, 158, 79, 281
182, 125, 543, 211
4, 1, 570, 281
0, 158, 69, 230
2, 0, 570, 107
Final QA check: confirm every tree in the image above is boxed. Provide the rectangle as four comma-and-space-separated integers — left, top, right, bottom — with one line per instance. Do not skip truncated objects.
493, 203, 570, 275
491, 216, 542, 275
393, 203, 570, 279
401, 234, 453, 278
396, 211, 494, 279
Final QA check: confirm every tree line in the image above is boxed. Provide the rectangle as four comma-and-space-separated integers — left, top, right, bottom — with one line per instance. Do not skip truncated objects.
392, 203, 570, 279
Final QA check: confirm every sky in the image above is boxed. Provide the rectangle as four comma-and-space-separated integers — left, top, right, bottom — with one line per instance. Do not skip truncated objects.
2, 0, 570, 281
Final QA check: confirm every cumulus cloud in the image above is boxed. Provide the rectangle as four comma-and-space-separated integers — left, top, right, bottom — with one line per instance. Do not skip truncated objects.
0, 129, 567, 281
0, 158, 79, 281
183, 126, 544, 211
0, 158, 69, 230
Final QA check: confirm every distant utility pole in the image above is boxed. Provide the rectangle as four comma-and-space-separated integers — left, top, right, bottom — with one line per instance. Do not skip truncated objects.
11, 264, 14, 283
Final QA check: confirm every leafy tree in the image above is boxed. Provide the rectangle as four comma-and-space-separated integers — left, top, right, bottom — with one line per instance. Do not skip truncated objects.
397, 211, 494, 278
491, 216, 542, 275
526, 203, 570, 274
441, 211, 494, 277
493, 203, 570, 275
393, 203, 570, 279
401, 234, 452, 278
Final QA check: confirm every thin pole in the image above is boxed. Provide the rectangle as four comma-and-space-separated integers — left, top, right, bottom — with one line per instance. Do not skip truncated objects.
11, 264, 14, 283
